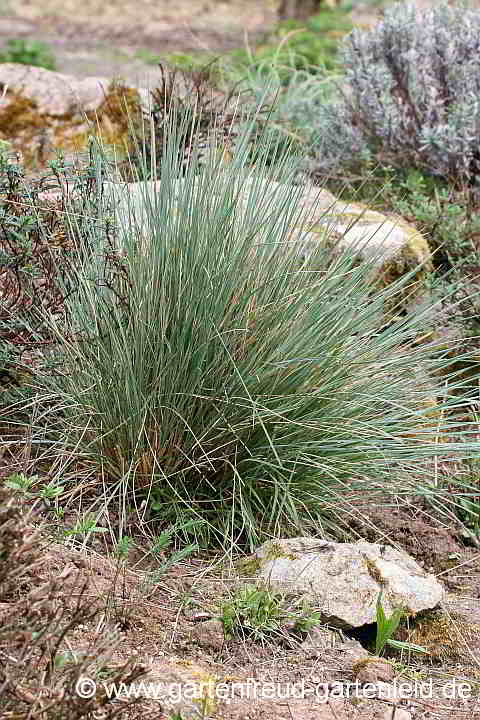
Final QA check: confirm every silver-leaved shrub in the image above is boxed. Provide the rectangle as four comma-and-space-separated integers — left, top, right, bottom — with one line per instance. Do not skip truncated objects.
312, 2, 480, 184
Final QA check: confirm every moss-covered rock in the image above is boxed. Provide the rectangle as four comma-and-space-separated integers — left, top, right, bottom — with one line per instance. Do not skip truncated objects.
106, 172, 432, 295
306, 202, 433, 306
0, 63, 143, 165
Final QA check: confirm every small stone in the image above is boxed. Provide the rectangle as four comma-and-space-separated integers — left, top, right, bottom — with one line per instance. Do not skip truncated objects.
252, 538, 444, 629
338, 638, 370, 668
190, 612, 213, 623
301, 625, 342, 657
148, 659, 217, 719
190, 619, 225, 652
354, 658, 396, 684
0, 63, 110, 116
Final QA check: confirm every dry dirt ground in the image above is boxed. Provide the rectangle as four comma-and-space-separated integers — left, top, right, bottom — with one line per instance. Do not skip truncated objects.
0, 0, 398, 85
0, 0, 278, 84
3, 488, 480, 720
24, 520, 480, 720
0, 0, 477, 85
0, 0, 465, 85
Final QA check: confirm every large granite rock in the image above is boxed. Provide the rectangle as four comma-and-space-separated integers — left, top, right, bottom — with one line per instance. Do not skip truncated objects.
0, 63, 145, 164
236, 174, 432, 277
252, 537, 444, 629
0, 63, 111, 116
104, 173, 432, 296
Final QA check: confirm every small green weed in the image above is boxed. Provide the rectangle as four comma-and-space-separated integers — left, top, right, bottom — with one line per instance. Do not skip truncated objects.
220, 584, 323, 641
37, 481, 64, 505
53, 651, 80, 669
149, 544, 198, 581
115, 535, 135, 559
146, 521, 200, 580
0, 38, 56, 70
4, 473, 64, 506
148, 519, 203, 555
293, 610, 324, 633
375, 592, 428, 656
63, 513, 108, 540
4, 472, 37, 495
375, 591, 405, 655
221, 585, 284, 639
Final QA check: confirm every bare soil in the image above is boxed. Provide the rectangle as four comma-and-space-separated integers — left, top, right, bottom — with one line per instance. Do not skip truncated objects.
0, 0, 278, 84
24, 523, 480, 720
1, 481, 478, 720
0, 0, 477, 85
0, 0, 393, 84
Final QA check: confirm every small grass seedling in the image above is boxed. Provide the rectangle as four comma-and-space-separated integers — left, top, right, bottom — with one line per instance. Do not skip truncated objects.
63, 512, 109, 541
221, 584, 284, 640
4, 472, 37, 495
376, 592, 428, 656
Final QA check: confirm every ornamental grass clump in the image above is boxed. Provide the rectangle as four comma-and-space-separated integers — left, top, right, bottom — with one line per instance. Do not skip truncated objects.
311, 2, 480, 185
9, 103, 480, 550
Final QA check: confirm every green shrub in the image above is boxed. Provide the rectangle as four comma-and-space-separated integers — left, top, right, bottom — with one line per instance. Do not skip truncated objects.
0, 142, 110, 411
13, 99, 480, 551
272, 8, 353, 70
325, 165, 480, 273
388, 172, 479, 264
0, 147, 59, 395
0, 38, 56, 70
